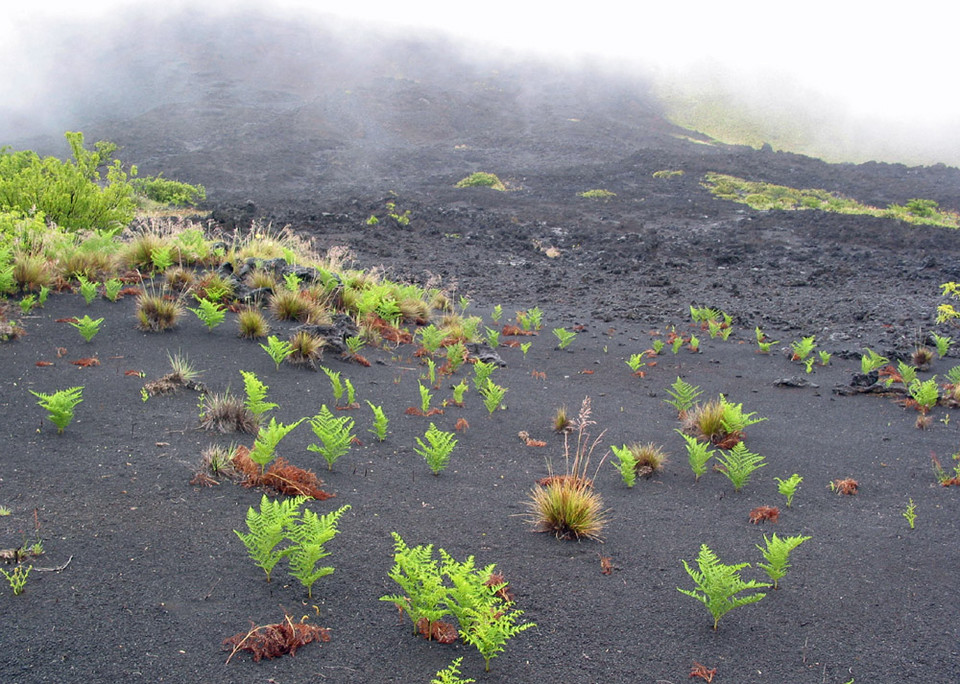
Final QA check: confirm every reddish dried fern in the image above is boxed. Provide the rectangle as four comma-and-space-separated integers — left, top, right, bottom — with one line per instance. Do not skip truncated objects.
224, 612, 330, 663
749, 506, 780, 524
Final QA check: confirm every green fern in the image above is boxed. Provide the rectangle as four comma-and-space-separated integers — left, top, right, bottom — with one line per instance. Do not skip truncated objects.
234, 495, 305, 582
473, 360, 497, 390
249, 417, 305, 472
714, 442, 766, 492
610, 445, 639, 487
459, 599, 535, 672
240, 370, 278, 418
320, 366, 345, 405
30, 386, 83, 434
676, 430, 715, 480
415, 423, 458, 475
756, 533, 811, 589
678, 544, 770, 630
366, 400, 389, 441
664, 377, 703, 415
286, 504, 351, 597
307, 405, 355, 470
479, 379, 507, 415
431, 658, 475, 684
380, 532, 449, 635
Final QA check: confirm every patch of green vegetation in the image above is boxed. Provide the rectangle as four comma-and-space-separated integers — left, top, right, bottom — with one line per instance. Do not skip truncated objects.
455, 172, 506, 191
578, 189, 616, 199
702, 172, 960, 228
652, 170, 684, 179
131, 174, 206, 207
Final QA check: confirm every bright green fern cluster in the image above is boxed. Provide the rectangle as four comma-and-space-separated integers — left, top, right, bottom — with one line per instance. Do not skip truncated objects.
234, 494, 350, 597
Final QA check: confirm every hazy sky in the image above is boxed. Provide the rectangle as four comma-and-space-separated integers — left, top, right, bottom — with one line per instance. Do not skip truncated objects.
3, 1, 958, 140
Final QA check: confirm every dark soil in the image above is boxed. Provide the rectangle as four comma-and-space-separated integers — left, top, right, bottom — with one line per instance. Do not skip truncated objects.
3, 9, 960, 684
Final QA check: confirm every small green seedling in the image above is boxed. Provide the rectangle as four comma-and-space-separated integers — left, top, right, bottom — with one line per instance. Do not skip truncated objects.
366, 401, 389, 441
1, 564, 32, 595
903, 498, 917, 529
688, 334, 700, 352
756, 533, 811, 589
446, 342, 466, 373
664, 377, 702, 415
553, 327, 577, 349
774, 473, 803, 507
308, 405, 355, 470
932, 333, 951, 358
520, 342, 532, 357
76, 275, 98, 305
485, 327, 500, 348
30, 386, 83, 434
491, 304, 503, 323
415, 423, 458, 474
70, 315, 104, 342
671, 336, 684, 354
431, 658, 475, 684
38, 285, 50, 306
480, 380, 507, 414
626, 352, 646, 374
103, 278, 123, 302
249, 417, 305, 472
818, 350, 831, 366
321, 366, 346, 405
345, 335, 365, 357
188, 296, 226, 331
473, 360, 497, 390
610, 445, 640, 487
714, 442, 765, 492
755, 327, 779, 353
909, 377, 939, 413
19, 295, 36, 314
240, 370, 278, 418
259, 335, 294, 370
418, 382, 433, 413
451, 379, 468, 405
678, 544, 769, 630
790, 335, 816, 361
676, 430, 714, 481
150, 246, 173, 272
417, 325, 445, 354
651, 339, 665, 355
860, 348, 889, 374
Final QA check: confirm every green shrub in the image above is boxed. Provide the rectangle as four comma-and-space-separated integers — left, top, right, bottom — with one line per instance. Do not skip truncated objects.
455, 172, 506, 191
131, 174, 206, 206
0, 132, 136, 230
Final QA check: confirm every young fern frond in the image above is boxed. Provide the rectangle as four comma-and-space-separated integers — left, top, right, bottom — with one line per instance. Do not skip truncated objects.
30, 386, 84, 434
240, 370, 278, 418
714, 442, 766, 491
678, 544, 770, 630
286, 504, 351, 598
249, 417, 305, 472
676, 430, 715, 480
366, 400, 389, 441
380, 532, 449, 634
664, 377, 702, 415
756, 533, 811, 589
234, 495, 306, 582
610, 445, 639, 487
415, 423, 458, 475
307, 405, 355, 470
473, 360, 497, 390
480, 379, 507, 414
431, 658, 475, 684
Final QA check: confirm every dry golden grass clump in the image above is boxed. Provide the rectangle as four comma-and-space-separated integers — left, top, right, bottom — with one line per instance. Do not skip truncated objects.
624, 442, 669, 478
527, 397, 609, 541
236, 306, 270, 339
135, 291, 183, 332
287, 330, 325, 369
